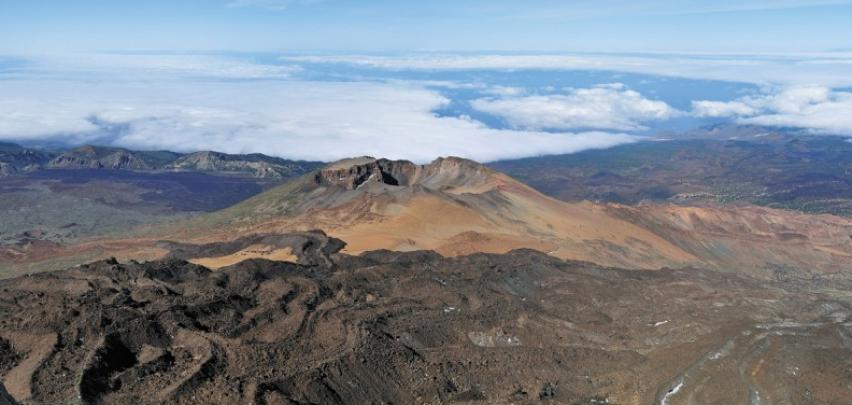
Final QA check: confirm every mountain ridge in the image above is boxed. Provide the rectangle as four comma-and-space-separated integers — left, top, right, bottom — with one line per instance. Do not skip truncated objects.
166, 150, 319, 178
0, 144, 322, 178
47, 145, 181, 170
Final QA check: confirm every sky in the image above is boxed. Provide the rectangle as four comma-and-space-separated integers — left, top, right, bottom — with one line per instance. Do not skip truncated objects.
1, 1, 852, 162
3, 0, 852, 53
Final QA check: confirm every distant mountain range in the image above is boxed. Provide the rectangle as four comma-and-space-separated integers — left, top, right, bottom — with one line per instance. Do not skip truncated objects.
0, 143, 322, 179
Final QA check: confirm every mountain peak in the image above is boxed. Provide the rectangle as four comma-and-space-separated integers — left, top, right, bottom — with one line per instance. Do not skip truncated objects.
428, 155, 483, 168
314, 156, 497, 191
324, 156, 379, 170
72, 144, 115, 156
315, 158, 417, 190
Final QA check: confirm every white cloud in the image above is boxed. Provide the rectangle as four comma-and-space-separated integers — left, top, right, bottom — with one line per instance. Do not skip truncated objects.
0, 78, 635, 163
283, 53, 852, 87
482, 86, 526, 97
691, 86, 852, 135
471, 84, 677, 131
692, 100, 757, 117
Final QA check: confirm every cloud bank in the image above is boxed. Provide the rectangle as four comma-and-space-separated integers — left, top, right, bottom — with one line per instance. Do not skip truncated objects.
0, 72, 635, 163
471, 84, 677, 131
692, 86, 852, 135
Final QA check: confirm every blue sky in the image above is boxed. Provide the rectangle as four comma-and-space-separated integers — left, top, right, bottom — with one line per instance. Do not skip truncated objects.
1, 1, 852, 161
3, 0, 852, 53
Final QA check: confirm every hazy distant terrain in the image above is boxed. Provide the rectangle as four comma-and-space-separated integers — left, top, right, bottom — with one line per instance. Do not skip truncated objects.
492, 133, 852, 216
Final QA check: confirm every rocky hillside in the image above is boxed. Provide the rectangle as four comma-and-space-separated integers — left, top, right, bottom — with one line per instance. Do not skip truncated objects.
0, 143, 56, 177
0, 232, 849, 404
47, 145, 181, 170
606, 203, 852, 278
166, 151, 321, 178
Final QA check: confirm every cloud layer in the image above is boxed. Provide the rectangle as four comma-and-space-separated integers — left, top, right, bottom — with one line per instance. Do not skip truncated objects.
692, 86, 852, 135
471, 84, 677, 131
0, 73, 635, 163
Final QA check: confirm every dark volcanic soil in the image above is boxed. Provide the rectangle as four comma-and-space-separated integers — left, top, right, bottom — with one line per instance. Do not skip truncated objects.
0, 233, 850, 404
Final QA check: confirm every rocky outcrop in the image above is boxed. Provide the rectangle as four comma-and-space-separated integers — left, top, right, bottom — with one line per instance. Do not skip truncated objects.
166, 151, 319, 178
314, 158, 418, 189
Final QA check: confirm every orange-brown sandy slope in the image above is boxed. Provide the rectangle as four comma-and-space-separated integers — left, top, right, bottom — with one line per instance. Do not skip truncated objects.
165, 157, 699, 270
607, 203, 852, 277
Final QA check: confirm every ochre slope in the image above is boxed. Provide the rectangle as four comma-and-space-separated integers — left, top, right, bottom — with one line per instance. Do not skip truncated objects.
175, 157, 698, 269
607, 203, 852, 277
